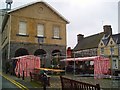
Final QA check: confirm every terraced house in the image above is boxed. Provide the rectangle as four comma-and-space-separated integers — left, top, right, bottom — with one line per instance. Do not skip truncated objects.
73, 26, 105, 57
1, 1, 69, 68
98, 25, 120, 71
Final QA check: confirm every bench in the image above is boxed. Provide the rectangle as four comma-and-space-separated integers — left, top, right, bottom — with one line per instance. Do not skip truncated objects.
29, 72, 50, 86
60, 76, 100, 90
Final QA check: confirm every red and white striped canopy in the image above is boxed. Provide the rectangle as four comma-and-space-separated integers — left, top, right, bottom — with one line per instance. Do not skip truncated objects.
60, 56, 108, 62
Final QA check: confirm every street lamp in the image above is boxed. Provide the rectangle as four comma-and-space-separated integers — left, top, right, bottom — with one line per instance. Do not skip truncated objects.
73, 52, 76, 76
110, 46, 113, 77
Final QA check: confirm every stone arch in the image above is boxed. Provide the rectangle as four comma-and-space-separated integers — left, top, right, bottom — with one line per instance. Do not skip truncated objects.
34, 49, 46, 67
51, 49, 61, 68
52, 49, 61, 56
15, 48, 29, 57
34, 49, 46, 56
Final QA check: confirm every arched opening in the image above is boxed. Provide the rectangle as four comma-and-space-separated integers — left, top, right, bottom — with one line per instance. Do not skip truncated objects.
52, 50, 61, 56
34, 49, 46, 56
15, 48, 29, 57
51, 50, 61, 68
34, 49, 46, 67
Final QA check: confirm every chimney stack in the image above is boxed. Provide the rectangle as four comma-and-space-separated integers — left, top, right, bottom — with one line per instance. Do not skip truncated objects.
77, 34, 84, 43
103, 25, 112, 36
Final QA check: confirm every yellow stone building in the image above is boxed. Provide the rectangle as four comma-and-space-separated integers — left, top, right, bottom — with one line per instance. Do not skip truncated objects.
1, 1, 69, 68
98, 25, 120, 72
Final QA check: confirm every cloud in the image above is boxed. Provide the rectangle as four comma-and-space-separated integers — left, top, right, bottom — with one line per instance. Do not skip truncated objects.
0, 0, 119, 48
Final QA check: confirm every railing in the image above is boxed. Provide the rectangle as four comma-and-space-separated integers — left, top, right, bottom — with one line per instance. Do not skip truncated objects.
30, 72, 51, 90
60, 76, 100, 90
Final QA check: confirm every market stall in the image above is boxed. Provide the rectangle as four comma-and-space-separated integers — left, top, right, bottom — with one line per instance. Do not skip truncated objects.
60, 56, 110, 78
12, 55, 40, 77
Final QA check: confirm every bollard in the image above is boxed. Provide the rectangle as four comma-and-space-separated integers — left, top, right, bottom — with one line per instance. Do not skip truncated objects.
22, 70, 24, 80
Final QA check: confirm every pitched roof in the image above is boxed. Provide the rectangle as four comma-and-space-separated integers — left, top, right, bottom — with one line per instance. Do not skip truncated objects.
112, 33, 120, 44
7, 0, 69, 23
74, 32, 104, 51
101, 33, 120, 46
101, 34, 110, 46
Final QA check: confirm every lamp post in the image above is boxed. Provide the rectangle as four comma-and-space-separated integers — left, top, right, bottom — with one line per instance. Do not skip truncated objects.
73, 52, 76, 76
38, 37, 44, 67
110, 46, 114, 89
38, 37, 44, 49
110, 46, 113, 78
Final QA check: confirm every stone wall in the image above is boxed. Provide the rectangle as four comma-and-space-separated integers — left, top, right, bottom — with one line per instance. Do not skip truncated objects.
9, 41, 66, 67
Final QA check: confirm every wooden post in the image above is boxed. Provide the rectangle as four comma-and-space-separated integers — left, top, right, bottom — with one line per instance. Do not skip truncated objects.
96, 84, 100, 90
22, 70, 24, 80
30, 72, 32, 81
18, 59, 20, 78
43, 75, 47, 90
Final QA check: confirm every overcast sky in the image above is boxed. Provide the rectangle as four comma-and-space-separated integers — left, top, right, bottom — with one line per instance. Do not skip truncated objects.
0, 0, 119, 48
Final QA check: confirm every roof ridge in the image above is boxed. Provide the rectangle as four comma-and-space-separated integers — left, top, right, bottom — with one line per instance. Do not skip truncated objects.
7, 0, 69, 23
7, 0, 41, 13
84, 32, 104, 38
112, 33, 120, 36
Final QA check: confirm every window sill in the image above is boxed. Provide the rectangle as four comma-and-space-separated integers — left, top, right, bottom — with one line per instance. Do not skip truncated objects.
35, 36, 46, 38
52, 37, 62, 40
16, 34, 29, 37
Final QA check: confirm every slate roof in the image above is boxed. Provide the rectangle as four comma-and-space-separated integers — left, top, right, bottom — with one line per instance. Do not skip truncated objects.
101, 34, 110, 46
74, 32, 104, 51
101, 33, 120, 46
112, 33, 120, 44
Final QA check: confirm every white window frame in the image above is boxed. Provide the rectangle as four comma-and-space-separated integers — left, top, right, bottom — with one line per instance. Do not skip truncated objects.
110, 46, 114, 55
19, 21, 27, 35
37, 24, 44, 37
100, 47, 104, 55
53, 26, 60, 38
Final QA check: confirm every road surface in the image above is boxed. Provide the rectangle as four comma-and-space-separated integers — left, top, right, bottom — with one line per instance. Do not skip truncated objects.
1, 75, 21, 89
